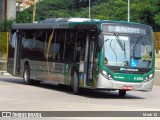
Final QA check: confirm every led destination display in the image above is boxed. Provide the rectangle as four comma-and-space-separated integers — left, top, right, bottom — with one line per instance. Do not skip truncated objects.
103, 25, 147, 34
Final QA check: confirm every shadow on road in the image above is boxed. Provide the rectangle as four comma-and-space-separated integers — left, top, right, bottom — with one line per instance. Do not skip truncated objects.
0, 76, 144, 99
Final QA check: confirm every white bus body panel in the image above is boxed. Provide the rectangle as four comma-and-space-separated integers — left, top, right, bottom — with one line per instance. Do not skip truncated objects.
97, 74, 153, 92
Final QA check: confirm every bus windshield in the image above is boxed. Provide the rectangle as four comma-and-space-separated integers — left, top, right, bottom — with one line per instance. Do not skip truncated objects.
103, 34, 153, 69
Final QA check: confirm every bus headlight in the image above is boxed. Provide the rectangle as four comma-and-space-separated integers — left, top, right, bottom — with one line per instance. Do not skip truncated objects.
101, 69, 113, 80
101, 69, 107, 77
149, 74, 153, 78
144, 74, 154, 82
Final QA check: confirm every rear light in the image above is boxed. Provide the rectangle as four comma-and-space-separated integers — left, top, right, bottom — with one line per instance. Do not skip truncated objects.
123, 86, 132, 90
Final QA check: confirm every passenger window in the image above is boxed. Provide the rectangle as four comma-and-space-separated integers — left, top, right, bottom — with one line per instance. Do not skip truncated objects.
10, 32, 17, 48
34, 30, 46, 61
23, 31, 35, 59
65, 30, 75, 61
54, 30, 65, 61
45, 30, 55, 61
23, 31, 35, 50
76, 31, 86, 62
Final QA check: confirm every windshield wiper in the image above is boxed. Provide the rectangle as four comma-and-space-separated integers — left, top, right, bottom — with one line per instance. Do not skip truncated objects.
114, 33, 125, 51
110, 39, 118, 66
114, 33, 126, 59
104, 38, 109, 43
104, 38, 118, 66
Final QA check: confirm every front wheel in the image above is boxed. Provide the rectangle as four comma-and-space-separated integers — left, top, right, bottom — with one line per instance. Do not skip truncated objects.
119, 90, 126, 96
72, 71, 80, 95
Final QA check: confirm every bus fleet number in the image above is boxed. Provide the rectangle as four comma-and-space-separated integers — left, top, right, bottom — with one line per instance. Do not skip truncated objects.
134, 77, 143, 81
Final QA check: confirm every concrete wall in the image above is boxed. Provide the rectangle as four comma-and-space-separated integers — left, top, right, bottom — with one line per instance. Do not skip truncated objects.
7, 0, 16, 19
0, 0, 5, 20
0, 0, 16, 20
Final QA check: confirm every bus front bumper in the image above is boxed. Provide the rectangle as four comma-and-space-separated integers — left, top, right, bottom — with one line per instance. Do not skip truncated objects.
96, 74, 154, 92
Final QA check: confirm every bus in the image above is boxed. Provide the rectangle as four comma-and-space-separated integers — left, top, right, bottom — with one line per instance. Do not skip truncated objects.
7, 18, 155, 96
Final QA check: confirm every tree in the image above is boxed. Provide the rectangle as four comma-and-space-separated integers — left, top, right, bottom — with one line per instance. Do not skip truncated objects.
15, 0, 160, 31
0, 19, 15, 32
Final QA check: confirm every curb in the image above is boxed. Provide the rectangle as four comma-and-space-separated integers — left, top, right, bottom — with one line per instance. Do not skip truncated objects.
0, 71, 10, 76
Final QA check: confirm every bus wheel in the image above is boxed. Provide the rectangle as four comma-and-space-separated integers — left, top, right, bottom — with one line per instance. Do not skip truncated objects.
119, 90, 126, 97
73, 71, 80, 95
23, 66, 33, 85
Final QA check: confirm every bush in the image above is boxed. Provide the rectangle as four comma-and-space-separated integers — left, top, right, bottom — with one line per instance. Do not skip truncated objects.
0, 19, 15, 32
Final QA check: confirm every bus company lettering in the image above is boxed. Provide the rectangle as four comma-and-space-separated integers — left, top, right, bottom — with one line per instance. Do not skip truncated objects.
114, 76, 124, 79
11, 112, 42, 117
120, 68, 138, 71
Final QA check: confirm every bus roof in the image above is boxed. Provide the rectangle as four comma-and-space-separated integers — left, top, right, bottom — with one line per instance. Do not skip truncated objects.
11, 18, 151, 30
11, 23, 58, 30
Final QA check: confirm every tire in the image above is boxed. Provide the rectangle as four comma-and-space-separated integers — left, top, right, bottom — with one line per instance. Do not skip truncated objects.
73, 71, 80, 95
23, 65, 33, 85
119, 90, 126, 97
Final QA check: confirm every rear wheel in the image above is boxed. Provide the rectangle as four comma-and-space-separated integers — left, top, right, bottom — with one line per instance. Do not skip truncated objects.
23, 65, 40, 85
119, 90, 126, 96
23, 65, 32, 85
72, 71, 80, 95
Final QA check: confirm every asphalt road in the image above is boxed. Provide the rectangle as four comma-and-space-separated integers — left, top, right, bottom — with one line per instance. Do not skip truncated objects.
0, 73, 160, 119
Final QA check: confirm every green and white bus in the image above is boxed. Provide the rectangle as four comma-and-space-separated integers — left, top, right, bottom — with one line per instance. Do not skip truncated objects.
7, 18, 155, 96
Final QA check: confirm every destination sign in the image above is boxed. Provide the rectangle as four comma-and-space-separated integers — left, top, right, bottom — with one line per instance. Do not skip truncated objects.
103, 25, 146, 34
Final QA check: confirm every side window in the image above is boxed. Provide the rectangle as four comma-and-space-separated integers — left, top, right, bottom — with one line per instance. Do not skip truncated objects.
8, 31, 17, 58
34, 30, 46, 61
54, 30, 65, 61
65, 30, 75, 61
45, 29, 55, 61
22, 30, 46, 61
23, 30, 35, 50
10, 31, 17, 48
23, 30, 35, 59
76, 31, 86, 62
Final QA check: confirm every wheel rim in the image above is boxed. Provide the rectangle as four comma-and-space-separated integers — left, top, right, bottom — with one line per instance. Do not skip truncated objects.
24, 69, 29, 83
73, 72, 78, 94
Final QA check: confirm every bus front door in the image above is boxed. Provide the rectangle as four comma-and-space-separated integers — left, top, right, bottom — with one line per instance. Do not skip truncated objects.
83, 31, 97, 87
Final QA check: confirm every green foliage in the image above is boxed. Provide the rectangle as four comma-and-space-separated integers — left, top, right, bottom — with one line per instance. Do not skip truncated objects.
153, 0, 160, 26
154, 15, 160, 25
0, 19, 15, 32
16, 9, 32, 23
15, 0, 160, 31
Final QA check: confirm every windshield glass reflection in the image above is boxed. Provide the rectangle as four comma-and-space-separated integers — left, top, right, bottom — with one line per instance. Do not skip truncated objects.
104, 34, 153, 68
